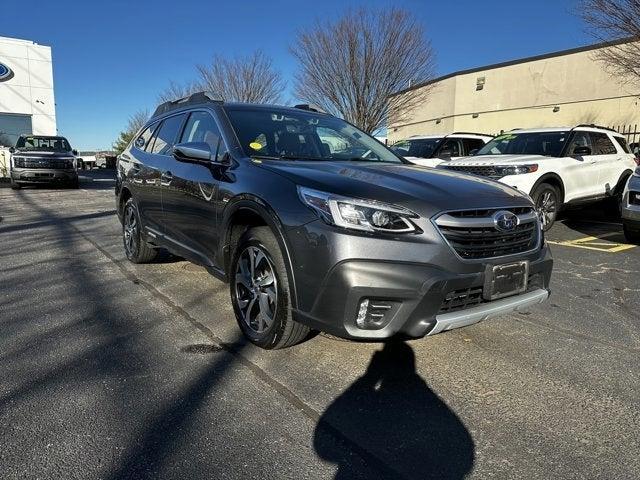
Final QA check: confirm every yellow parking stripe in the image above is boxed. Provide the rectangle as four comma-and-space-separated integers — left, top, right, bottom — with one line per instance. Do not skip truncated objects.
547, 233, 637, 253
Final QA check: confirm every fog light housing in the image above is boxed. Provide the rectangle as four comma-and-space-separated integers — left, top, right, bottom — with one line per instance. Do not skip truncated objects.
355, 298, 394, 330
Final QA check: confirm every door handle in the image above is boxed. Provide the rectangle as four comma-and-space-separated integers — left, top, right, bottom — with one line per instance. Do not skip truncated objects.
161, 171, 173, 186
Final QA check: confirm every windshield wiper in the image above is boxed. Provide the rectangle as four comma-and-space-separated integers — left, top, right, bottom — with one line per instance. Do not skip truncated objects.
250, 154, 326, 161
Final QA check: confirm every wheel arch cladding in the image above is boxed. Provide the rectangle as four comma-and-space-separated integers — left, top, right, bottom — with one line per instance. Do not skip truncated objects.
533, 173, 565, 203
223, 197, 299, 309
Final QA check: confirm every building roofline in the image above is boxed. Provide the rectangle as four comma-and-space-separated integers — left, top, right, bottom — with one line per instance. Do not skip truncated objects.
390, 37, 637, 97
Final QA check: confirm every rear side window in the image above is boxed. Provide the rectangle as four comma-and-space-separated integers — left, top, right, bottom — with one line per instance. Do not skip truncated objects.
463, 138, 486, 155
613, 136, 631, 153
150, 114, 187, 155
180, 111, 225, 160
134, 122, 158, 151
590, 132, 617, 155
438, 139, 461, 157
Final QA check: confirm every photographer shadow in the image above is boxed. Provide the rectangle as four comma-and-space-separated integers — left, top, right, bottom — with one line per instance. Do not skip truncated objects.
314, 340, 475, 480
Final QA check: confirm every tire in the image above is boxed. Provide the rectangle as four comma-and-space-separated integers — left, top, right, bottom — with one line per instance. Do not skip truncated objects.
623, 223, 640, 244
532, 183, 560, 231
122, 197, 158, 263
10, 179, 21, 190
69, 178, 80, 189
230, 226, 309, 349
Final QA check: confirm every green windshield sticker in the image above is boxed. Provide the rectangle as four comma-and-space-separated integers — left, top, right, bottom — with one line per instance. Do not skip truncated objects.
494, 134, 517, 141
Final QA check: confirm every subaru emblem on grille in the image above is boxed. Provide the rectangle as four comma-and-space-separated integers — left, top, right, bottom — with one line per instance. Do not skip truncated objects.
493, 210, 519, 232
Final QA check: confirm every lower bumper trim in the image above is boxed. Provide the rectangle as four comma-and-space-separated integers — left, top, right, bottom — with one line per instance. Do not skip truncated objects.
428, 288, 549, 335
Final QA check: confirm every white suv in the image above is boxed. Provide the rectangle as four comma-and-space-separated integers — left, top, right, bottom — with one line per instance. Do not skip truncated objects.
391, 132, 493, 168
440, 126, 638, 229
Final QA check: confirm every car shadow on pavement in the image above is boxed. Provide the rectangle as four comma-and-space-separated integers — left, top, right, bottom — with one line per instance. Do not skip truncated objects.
553, 203, 633, 246
314, 340, 475, 480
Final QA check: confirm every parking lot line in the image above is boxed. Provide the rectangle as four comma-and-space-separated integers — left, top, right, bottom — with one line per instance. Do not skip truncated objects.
547, 233, 637, 253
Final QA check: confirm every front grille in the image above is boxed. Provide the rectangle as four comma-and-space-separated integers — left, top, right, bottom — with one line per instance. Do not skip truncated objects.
442, 165, 500, 178
14, 158, 72, 169
439, 286, 484, 313
435, 207, 539, 260
438, 273, 544, 314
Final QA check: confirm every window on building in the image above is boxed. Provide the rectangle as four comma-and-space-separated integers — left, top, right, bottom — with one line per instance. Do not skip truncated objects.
0, 114, 33, 147
150, 114, 186, 155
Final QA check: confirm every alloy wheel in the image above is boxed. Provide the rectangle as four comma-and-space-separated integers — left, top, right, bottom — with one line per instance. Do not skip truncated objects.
537, 190, 557, 229
234, 246, 278, 334
123, 204, 138, 258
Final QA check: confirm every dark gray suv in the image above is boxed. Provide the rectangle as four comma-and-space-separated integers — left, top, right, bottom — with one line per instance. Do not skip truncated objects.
116, 92, 553, 349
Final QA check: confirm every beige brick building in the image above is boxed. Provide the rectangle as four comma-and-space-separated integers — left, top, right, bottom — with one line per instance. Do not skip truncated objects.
388, 40, 640, 143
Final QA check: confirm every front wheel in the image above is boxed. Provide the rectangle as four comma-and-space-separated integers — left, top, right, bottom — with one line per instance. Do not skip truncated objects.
532, 183, 560, 231
122, 198, 158, 263
10, 179, 21, 190
230, 227, 309, 349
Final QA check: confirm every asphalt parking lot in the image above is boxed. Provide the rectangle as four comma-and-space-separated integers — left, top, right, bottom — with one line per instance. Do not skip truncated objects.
1, 170, 639, 480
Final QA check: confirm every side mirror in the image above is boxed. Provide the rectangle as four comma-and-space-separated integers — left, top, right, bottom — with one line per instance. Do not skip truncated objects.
9, 146, 15, 153
173, 142, 212, 163
573, 146, 591, 156
469, 148, 479, 156
72, 149, 78, 156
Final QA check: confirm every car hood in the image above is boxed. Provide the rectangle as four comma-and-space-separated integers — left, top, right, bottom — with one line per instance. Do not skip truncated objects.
444, 154, 550, 166
259, 160, 532, 217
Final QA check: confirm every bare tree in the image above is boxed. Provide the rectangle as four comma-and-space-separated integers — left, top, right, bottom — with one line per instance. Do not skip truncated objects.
113, 109, 149, 155
291, 7, 436, 134
579, 0, 640, 81
157, 51, 285, 104
157, 80, 201, 103
196, 51, 285, 104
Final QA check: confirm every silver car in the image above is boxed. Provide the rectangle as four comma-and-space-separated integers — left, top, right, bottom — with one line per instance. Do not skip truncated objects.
622, 166, 640, 243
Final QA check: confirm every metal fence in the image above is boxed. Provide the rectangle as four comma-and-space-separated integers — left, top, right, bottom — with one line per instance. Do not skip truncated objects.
608, 124, 640, 145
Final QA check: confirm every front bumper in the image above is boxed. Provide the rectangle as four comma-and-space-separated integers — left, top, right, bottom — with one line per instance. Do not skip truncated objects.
288, 220, 553, 340
11, 168, 77, 184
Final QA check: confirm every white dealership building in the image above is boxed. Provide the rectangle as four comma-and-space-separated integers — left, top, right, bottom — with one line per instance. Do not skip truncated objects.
0, 36, 56, 175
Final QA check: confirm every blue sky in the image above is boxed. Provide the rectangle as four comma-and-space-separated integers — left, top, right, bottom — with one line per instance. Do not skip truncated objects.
2, 0, 589, 149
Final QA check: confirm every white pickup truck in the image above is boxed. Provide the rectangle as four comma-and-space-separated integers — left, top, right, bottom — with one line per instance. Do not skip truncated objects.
440, 125, 638, 229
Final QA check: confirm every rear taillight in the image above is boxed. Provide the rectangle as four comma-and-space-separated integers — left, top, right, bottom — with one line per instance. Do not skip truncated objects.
634, 155, 640, 166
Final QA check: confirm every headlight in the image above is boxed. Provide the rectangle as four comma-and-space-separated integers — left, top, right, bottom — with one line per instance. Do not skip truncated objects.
298, 186, 418, 233
12, 156, 25, 168
495, 164, 538, 176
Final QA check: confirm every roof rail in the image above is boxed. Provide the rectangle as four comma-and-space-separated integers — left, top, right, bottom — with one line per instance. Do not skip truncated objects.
447, 131, 494, 137
152, 91, 224, 118
572, 123, 618, 133
293, 103, 326, 114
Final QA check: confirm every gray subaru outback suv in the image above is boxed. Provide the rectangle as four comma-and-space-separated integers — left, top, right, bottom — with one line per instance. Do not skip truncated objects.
116, 92, 553, 349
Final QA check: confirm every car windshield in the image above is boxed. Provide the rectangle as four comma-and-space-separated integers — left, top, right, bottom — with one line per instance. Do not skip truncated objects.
391, 138, 442, 158
476, 131, 568, 157
225, 107, 403, 163
16, 136, 72, 152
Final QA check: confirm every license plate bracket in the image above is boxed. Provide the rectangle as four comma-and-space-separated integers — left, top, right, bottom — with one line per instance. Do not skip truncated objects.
483, 261, 529, 301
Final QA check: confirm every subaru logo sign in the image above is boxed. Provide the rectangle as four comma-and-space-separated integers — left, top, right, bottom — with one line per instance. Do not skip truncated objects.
0, 62, 13, 82
493, 210, 519, 232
